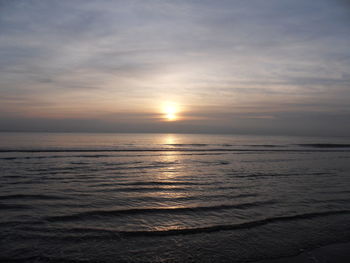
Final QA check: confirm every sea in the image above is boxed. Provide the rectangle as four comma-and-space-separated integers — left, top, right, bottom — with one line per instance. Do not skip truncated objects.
1, 132, 350, 263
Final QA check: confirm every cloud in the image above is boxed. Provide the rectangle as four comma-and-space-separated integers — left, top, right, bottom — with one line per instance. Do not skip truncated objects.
0, 0, 349, 135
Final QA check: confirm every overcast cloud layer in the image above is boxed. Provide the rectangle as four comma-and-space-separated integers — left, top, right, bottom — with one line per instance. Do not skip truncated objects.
1, 0, 350, 135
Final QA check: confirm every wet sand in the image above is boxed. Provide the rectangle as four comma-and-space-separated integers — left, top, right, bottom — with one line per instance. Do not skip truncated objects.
256, 242, 350, 263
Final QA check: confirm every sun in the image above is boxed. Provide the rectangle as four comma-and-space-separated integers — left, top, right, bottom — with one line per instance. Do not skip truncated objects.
163, 103, 178, 121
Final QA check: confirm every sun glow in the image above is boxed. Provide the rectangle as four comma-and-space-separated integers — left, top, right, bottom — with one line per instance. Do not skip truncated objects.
163, 103, 178, 121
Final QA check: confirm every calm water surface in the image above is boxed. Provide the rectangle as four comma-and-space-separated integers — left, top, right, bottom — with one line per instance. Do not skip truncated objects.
1, 133, 350, 262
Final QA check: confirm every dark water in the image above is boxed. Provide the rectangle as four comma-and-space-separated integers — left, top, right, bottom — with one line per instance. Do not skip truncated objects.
1, 133, 350, 262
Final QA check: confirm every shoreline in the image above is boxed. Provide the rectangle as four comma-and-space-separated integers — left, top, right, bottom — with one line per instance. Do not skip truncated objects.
255, 241, 350, 263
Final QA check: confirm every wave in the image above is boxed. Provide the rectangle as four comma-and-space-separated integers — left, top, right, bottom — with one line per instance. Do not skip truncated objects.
115, 193, 258, 202
0, 203, 32, 210
233, 171, 333, 178
298, 143, 350, 148
46, 200, 274, 222
163, 143, 208, 147
164, 144, 289, 148
115, 210, 350, 237
91, 186, 191, 193
0, 152, 231, 160
88, 181, 202, 188
28, 210, 350, 239
1, 148, 349, 153
0, 255, 100, 263
0, 220, 44, 228
0, 194, 70, 201
87, 184, 255, 193
246, 144, 287, 148
1, 142, 350, 154
0, 148, 224, 153
0, 154, 112, 160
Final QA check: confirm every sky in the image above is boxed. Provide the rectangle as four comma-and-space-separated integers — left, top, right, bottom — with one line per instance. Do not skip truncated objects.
1, 0, 350, 136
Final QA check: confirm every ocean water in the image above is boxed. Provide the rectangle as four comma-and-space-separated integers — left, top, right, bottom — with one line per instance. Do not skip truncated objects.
1, 132, 350, 263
